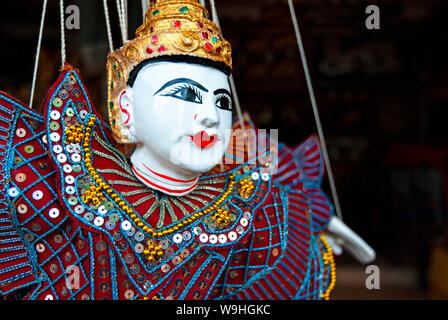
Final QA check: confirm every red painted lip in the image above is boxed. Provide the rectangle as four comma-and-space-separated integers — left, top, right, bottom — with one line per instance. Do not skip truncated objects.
189, 131, 220, 149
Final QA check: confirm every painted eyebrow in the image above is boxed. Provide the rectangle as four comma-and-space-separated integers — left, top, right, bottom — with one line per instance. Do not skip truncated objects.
154, 78, 209, 95
213, 89, 232, 96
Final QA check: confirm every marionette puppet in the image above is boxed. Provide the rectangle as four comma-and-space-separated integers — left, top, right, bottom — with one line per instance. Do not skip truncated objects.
0, 0, 375, 300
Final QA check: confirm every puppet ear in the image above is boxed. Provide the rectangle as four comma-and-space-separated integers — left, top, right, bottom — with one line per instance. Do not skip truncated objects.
116, 88, 138, 143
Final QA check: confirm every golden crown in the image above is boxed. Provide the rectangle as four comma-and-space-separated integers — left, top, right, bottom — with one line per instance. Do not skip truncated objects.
106, 0, 232, 143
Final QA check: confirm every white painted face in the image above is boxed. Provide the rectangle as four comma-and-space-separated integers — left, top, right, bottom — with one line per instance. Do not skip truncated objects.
120, 61, 233, 175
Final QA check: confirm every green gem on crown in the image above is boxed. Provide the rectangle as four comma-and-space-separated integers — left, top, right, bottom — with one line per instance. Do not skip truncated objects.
152, 9, 160, 16
179, 7, 189, 13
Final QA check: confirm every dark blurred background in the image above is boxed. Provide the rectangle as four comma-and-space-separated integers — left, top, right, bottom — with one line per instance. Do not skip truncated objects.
1, 0, 447, 299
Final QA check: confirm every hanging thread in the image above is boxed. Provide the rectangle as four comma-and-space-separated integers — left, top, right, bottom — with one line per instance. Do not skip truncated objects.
29, 0, 48, 109
60, 0, 66, 68
116, 0, 127, 44
142, 0, 150, 22
103, 0, 114, 52
122, 0, 128, 42
287, 0, 343, 221
229, 76, 246, 131
209, 0, 245, 131
209, 0, 220, 28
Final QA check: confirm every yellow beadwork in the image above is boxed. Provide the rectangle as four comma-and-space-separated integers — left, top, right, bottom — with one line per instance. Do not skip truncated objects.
82, 185, 106, 207
212, 208, 231, 229
141, 295, 162, 300
239, 177, 254, 199
65, 124, 85, 144
320, 235, 336, 300
143, 240, 164, 262
74, 115, 236, 239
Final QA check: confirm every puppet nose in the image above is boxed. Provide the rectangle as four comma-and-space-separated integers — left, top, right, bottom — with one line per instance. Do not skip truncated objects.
197, 101, 219, 128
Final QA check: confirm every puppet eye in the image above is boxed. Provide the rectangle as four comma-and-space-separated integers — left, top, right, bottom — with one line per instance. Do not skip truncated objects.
215, 94, 232, 111
162, 84, 202, 104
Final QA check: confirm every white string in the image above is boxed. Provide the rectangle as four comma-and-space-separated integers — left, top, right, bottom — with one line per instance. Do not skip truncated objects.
209, 0, 220, 28
29, 0, 48, 109
287, 0, 343, 221
116, 0, 127, 44
141, 0, 150, 22
60, 0, 66, 67
122, 0, 128, 42
117, 0, 126, 44
103, 0, 114, 52
209, 0, 245, 130
229, 76, 246, 131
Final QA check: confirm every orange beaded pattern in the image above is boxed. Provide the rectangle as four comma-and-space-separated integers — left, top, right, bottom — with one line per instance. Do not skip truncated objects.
143, 240, 164, 262
68, 116, 236, 240
81, 185, 105, 207
320, 235, 336, 300
212, 207, 231, 229
238, 177, 255, 199
141, 295, 162, 300
65, 124, 85, 144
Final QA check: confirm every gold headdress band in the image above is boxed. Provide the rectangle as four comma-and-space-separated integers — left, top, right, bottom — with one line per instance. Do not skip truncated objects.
106, 0, 232, 143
